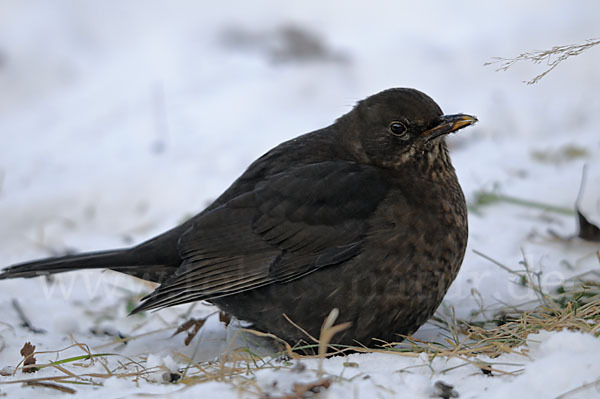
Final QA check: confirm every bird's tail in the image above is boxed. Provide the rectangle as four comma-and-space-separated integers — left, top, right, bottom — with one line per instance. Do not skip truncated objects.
0, 248, 176, 283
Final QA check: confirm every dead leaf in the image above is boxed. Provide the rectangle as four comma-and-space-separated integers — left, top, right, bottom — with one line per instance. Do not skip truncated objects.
172, 318, 206, 346
219, 311, 232, 327
434, 380, 459, 399
262, 378, 332, 399
292, 378, 331, 396
549, 166, 600, 242
576, 208, 600, 242
19, 342, 38, 373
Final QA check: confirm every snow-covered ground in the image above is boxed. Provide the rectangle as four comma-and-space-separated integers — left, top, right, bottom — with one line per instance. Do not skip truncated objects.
1, 1, 600, 397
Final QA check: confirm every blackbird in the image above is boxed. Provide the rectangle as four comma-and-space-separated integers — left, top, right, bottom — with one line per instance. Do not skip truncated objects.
0, 88, 477, 346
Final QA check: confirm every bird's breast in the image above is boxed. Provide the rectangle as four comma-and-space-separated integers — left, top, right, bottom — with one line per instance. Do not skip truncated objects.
359, 174, 468, 304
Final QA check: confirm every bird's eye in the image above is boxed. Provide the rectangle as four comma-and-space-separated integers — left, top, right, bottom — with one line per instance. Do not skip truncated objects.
389, 121, 408, 138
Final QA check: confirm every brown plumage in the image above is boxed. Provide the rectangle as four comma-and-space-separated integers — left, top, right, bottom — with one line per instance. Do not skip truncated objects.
0, 88, 476, 346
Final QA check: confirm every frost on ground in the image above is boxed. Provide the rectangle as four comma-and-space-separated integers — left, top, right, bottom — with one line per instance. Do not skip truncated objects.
1, 1, 600, 398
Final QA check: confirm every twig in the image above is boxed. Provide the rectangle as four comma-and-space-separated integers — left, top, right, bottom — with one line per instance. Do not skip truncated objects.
23, 381, 76, 394
485, 38, 600, 84
11, 299, 46, 334
472, 249, 522, 275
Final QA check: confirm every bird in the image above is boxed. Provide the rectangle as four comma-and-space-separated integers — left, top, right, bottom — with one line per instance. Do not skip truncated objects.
0, 88, 477, 347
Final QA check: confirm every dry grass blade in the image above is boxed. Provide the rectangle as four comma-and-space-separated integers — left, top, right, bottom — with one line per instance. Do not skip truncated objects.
93, 326, 173, 349
554, 376, 600, 399
23, 381, 76, 394
464, 299, 600, 357
469, 190, 575, 216
485, 38, 600, 84
283, 313, 319, 344
3, 341, 153, 387
317, 308, 351, 375
3, 253, 599, 396
318, 308, 351, 357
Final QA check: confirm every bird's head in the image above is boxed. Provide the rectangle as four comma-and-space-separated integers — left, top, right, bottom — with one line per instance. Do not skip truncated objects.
338, 88, 477, 170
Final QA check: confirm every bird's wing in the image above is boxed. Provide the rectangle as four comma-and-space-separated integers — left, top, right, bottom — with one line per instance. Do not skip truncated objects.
132, 161, 390, 312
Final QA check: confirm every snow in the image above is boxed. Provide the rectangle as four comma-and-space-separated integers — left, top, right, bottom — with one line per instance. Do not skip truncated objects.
1, 0, 600, 398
